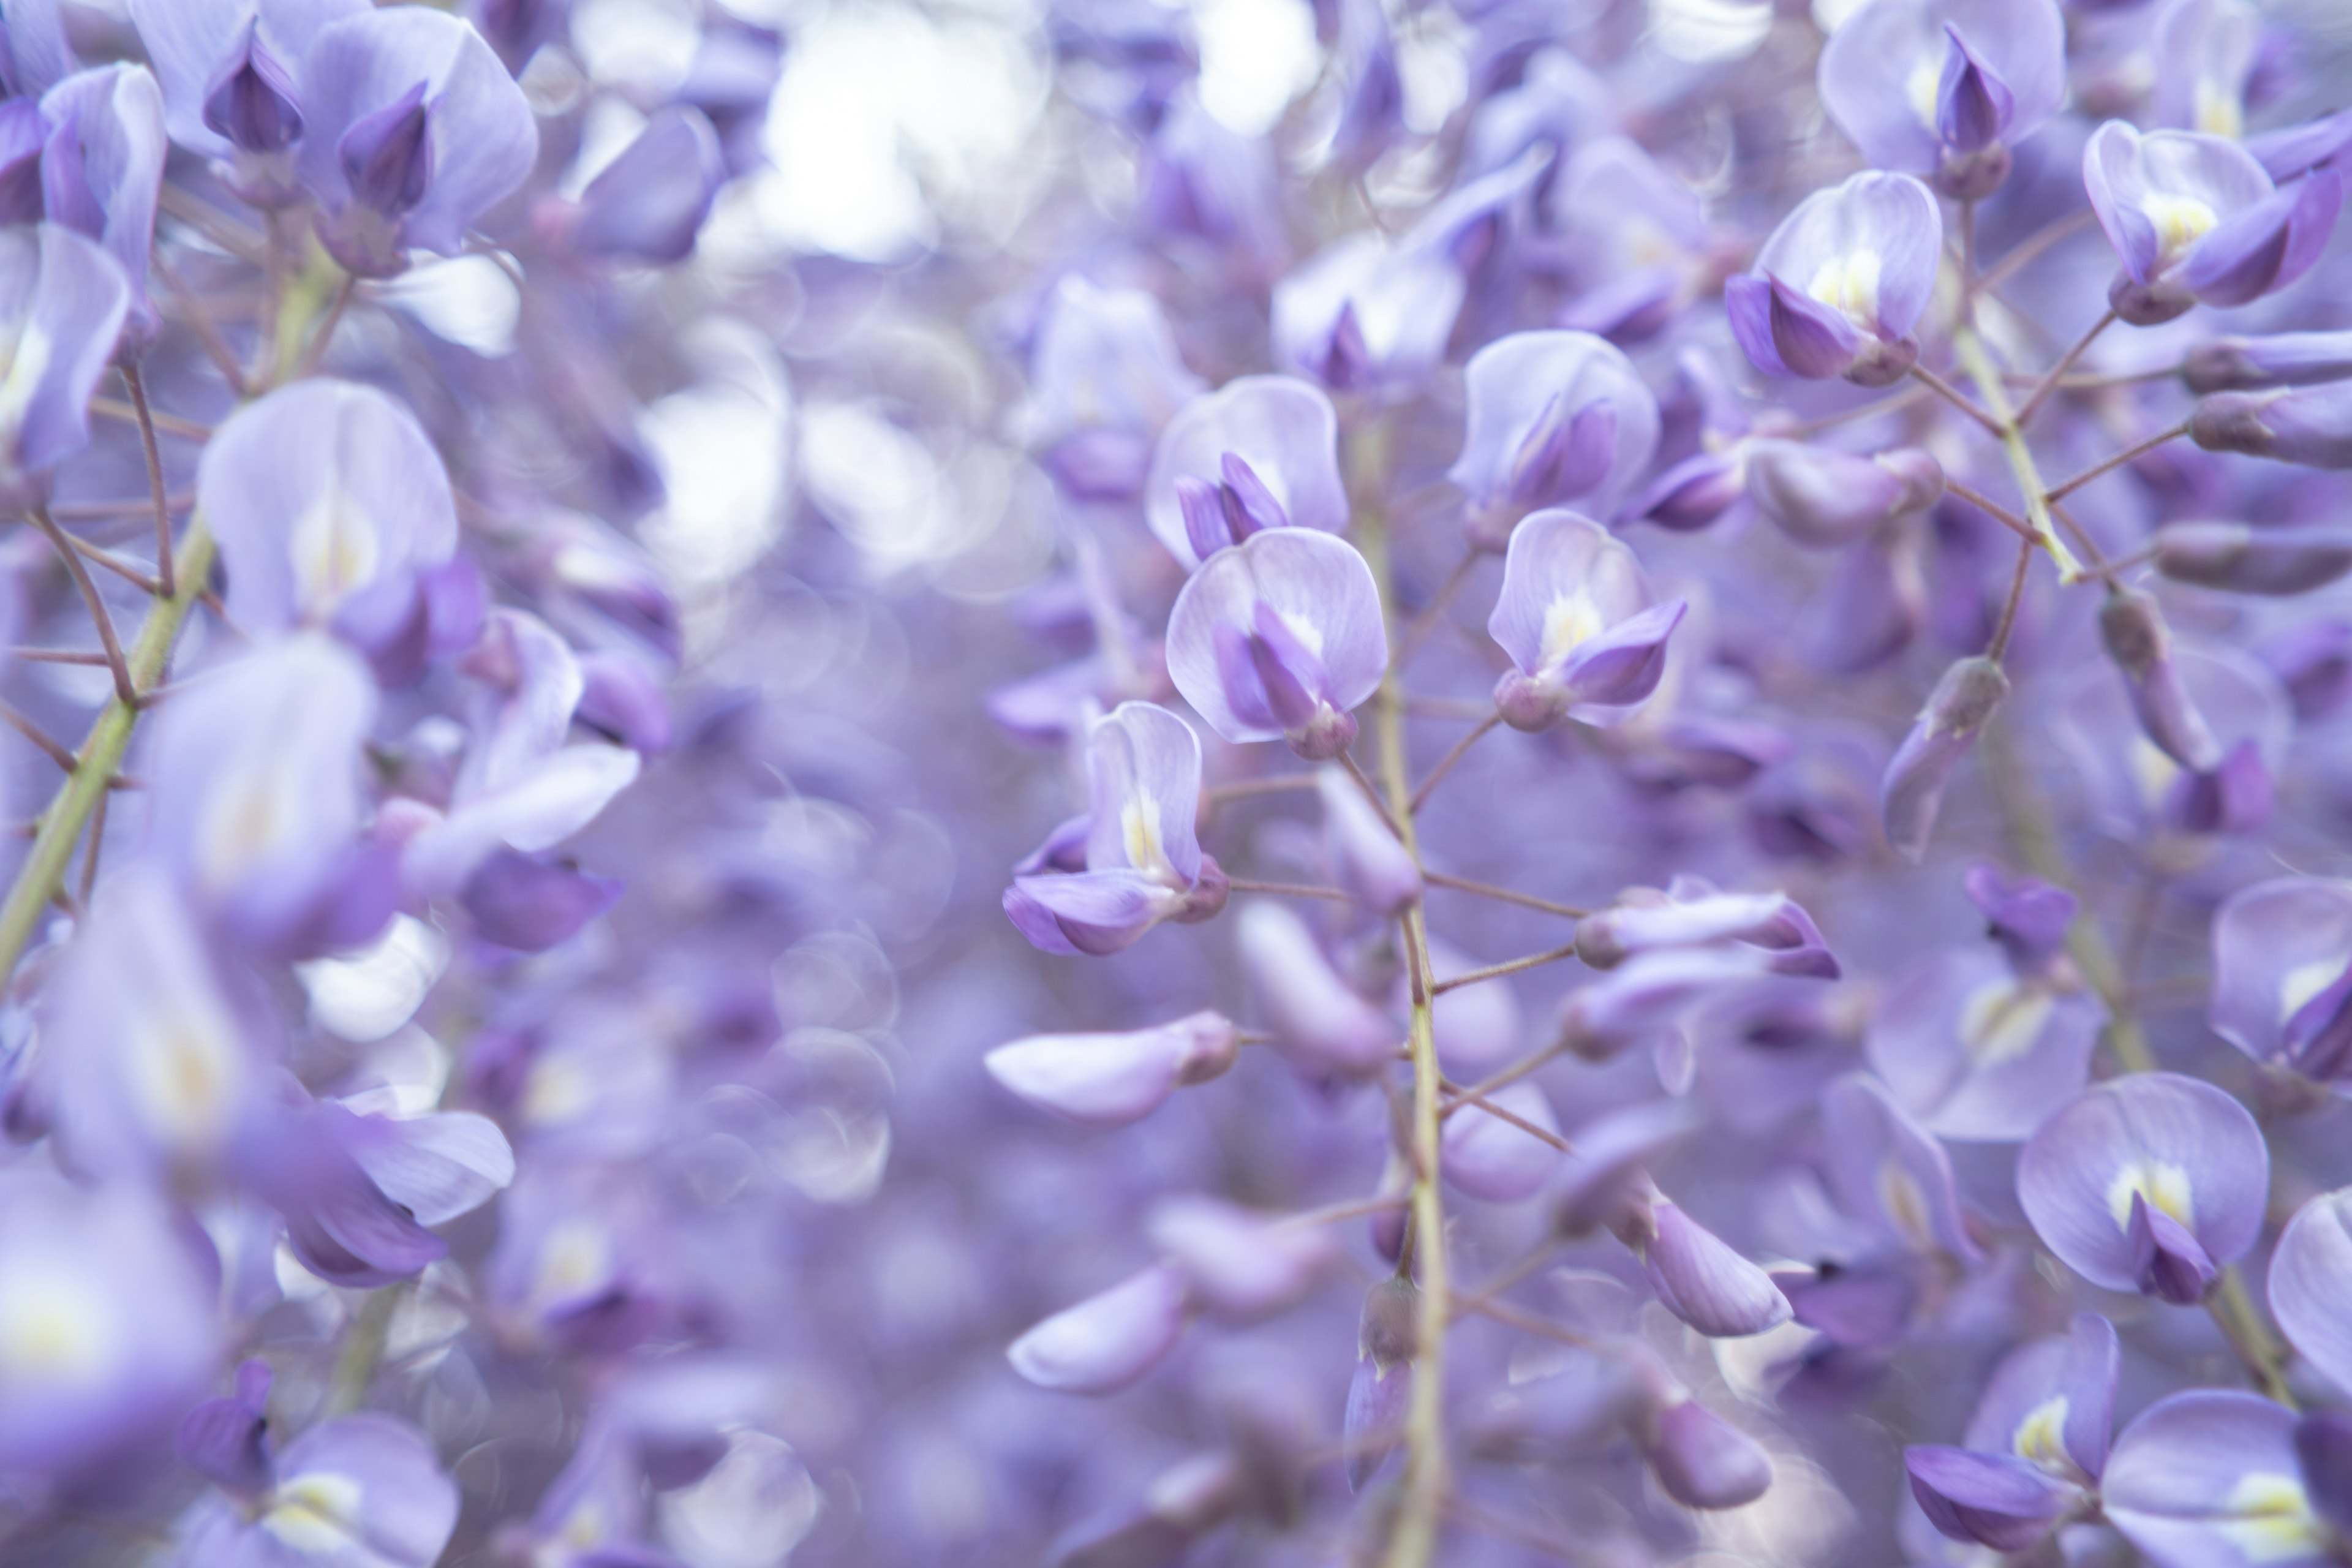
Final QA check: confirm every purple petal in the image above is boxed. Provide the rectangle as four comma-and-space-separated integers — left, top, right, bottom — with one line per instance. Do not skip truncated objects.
2105, 1391, 2329, 1568
2271, 1188, 2352, 1398
1143, 375, 1347, 568
1007, 1265, 1188, 1395
1906, 1447, 2079, 1551
984, 1013, 1238, 1128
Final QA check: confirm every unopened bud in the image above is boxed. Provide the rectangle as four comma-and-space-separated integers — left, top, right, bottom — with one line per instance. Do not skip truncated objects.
1879, 657, 2010, 862
2184, 331, 2352, 394
1615, 1193, 1793, 1338
2099, 591, 2222, 771
1640, 1396, 1774, 1509
1746, 440, 1943, 549
2193, 385, 2352, 469
2154, 521, 2352, 595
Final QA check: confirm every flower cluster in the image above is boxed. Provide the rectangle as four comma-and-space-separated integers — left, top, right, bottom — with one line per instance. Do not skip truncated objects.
9, 1, 2352, 1566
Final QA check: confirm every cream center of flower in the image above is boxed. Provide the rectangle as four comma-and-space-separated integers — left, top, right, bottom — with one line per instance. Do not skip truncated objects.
2279, 956, 2347, 1023
263, 1472, 366, 1553
2220, 1474, 2329, 1564
2106, 1158, 2195, 1231
0, 323, 52, 451
1806, 251, 1883, 328
2144, 194, 2221, 268
2011, 1395, 2072, 1471
1539, 592, 1605, 673
1877, 1158, 1936, 1251
0, 1270, 108, 1384
2195, 83, 2245, 141
1121, 796, 1175, 884
1905, 57, 1942, 131
130, 993, 244, 1150
1959, 978, 2054, 1065
290, 486, 382, 618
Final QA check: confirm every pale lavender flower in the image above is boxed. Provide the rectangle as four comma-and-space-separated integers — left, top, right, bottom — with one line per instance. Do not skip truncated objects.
1146, 1196, 1335, 1321
984, 1011, 1239, 1126
1744, 440, 1945, 549
1615, 1191, 1793, 1337
1008, 1264, 1189, 1394
1005, 700, 1227, 956
1447, 329, 1660, 548
177, 1412, 460, 1568
1441, 1080, 1564, 1202
1488, 510, 1685, 731
1818, 0, 2066, 195
1237, 900, 1396, 1077
1819, 1071, 1984, 1264
1907, 1314, 2116, 1550
1319, 766, 1418, 914
0, 222, 129, 510
2152, 0, 2262, 139
1881, 655, 2010, 862
2209, 879, 2352, 1088
1164, 529, 1387, 760
1028, 274, 1205, 500
2271, 1188, 2352, 1395
296, 6, 538, 276
128, 0, 363, 194
2193, 385, 2352, 469
1142, 374, 1344, 567
176, 1358, 275, 1497
2103, 1392, 2337, 1568
2084, 121, 2341, 324
1727, 171, 1943, 385
38, 64, 167, 343
1868, 944, 2099, 1140
1574, 878, 1836, 977
1640, 1392, 1774, 1509
2017, 1072, 2268, 1304
560, 107, 724, 266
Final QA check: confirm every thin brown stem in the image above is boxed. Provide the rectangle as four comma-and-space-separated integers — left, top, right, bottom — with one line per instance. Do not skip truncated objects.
1909, 363, 2007, 437
150, 249, 251, 395
50, 492, 194, 523
89, 396, 212, 443
1204, 772, 1319, 804
1436, 1080, 1572, 1150
115, 364, 176, 598
0, 701, 80, 775
1430, 940, 1582, 996
1226, 876, 1358, 903
1790, 383, 1929, 437
26, 507, 135, 705
56, 533, 162, 596
2043, 420, 2193, 504
1409, 710, 1500, 815
10, 649, 112, 666
1422, 870, 1588, 919
1941, 477, 2042, 543
1987, 537, 2035, 665
1452, 1291, 1597, 1350
1340, 749, 1404, 837
1979, 207, 2099, 295
2015, 309, 2118, 428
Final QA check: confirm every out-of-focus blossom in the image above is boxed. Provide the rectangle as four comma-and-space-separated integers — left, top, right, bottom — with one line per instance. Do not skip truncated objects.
2018, 1073, 2268, 1303
2209, 880, 2352, 1091
1819, 0, 2066, 195
2271, 1188, 2352, 1395
1028, 275, 1205, 500
176, 1411, 460, 1568
296, 6, 538, 276
0, 222, 127, 510
985, 1011, 1238, 1126
1907, 1314, 2116, 1550
1237, 900, 1395, 1077
1745, 441, 1944, 549
1727, 172, 1942, 385
559, 107, 725, 266
1449, 330, 1659, 548
2102, 1392, 2338, 1568
38, 64, 167, 343
1008, 1264, 1189, 1394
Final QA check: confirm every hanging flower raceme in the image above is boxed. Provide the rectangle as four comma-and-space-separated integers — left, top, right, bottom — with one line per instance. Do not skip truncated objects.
1488, 510, 1684, 731
1165, 529, 1387, 760
1727, 170, 1943, 386
1004, 699, 1229, 956
1818, 0, 2066, 197
2084, 121, 2342, 325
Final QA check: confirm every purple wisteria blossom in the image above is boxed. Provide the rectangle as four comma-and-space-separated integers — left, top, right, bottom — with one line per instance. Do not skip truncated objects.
1727, 170, 1943, 384
1143, 374, 1345, 567
0, 221, 127, 508
1448, 329, 1659, 548
1488, 509, 1684, 730
1819, 0, 2066, 195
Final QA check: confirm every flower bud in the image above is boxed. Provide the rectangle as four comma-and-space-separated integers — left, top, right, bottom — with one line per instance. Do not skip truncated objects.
2152, 521, 2352, 595
1550, 1099, 1699, 1237
1629, 449, 1747, 533
984, 1012, 1240, 1128
1556, 947, 1773, 1060
1963, 865, 2076, 973
2185, 331, 2352, 394
1575, 885, 1834, 977
1745, 440, 1943, 549
175, 1358, 275, 1496
2193, 386, 2352, 468
1615, 1193, 1793, 1338
1146, 1197, 1336, 1321
1237, 902, 1397, 1077
2100, 590, 2222, 771
1880, 656, 2010, 863
1318, 768, 1419, 914
1640, 1396, 1774, 1509
1345, 1276, 1420, 1491
1008, 1265, 1189, 1394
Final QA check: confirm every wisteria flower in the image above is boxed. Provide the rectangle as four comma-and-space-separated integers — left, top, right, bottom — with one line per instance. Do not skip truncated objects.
1907, 1314, 2117, 1550
1727, 171, 1943, 385
1449, 330, 1660, 548
2208, 878, 2352, 1092
1488, 510, 1685, 731
984, 1011, 1240, 1126
2018, 1072, 2268, 1304
1819, 0, 2066, 195
2270, 1187, 2352, 1396
1028, 274, 1205, 500
1165, 528, 1387, 759
175, 1410, 461, 1568
2084, 121, 2342, 325
0, 221, 128, 509
129, 0, 360, 204
1143, 374, 1346, 567
38, 64, 167, 342
1005, 700, 1228, 956
2103, 1391, 2343, 1568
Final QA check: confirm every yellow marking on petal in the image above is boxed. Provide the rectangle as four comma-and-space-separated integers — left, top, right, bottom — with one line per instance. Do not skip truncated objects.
1121, 796, 1174, 883
1906, 57, 1942, 130
2106, 1158, 2195, 1231
2280, 957, 2346, 1023
1878, 1158, 1934, 1251
0, 325, 51, 446
130, 1000, 243, 1152
521, 1056, 592, 1126
1806, 251, 1883, 328
2130, 736, 2181, 810
1538, 592, 1604, 673
1959, 978, 2054, 1066
535, 1218, 611, 1303
288, 486, 382, 619
2144, 194, 2221, 268
2012, 1396, 2073, 1471
263, 1471, 366, 1554
2220, 1474, 2329, 1564
0, 1270, 108, 1383
2196, 83, 2245, 141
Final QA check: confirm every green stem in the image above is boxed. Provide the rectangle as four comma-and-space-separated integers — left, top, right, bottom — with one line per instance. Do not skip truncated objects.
1951, 325, 2087, 583
0, 521, 215, 977
2212, 1265, 2297, 1409
326, 1284, 405, 1416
